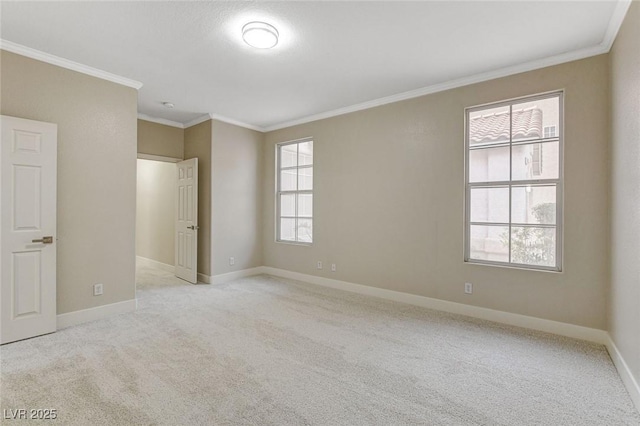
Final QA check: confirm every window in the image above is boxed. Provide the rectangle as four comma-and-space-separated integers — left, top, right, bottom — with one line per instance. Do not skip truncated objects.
465, 92, 563, 271
277, 138, 313, 244
543, 125, 557, 138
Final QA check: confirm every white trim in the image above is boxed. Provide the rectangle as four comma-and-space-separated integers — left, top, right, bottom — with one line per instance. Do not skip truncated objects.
263, 266, 639, 411
203, 2, 633, 135
137, 153, 182, 163
209, 113, 264, 133
211, 267, 267, 285
605, 335, 640, 412
191, 264, 610, 346
136, 256, 174, 273
137, 114, 184, 129
182, 113, 264, 132
137, 255, 209, 284
261, 267, 608, 344
264, 44, 607, 132
602, 0, 633, 51
49, 263, 639, 411
197, 273, 212, 284
464, 91, 564, 272
263, 2, 635, 134
136, 255, 257, 286
177, 2, 633, 135
207, 266, 639, 410
0, 39, 143, 90
3, 0, 631, 135
184, 114, 213, 129
56, 299, 136, 329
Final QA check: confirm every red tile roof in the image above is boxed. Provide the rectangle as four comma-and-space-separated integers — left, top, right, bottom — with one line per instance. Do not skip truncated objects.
470, 108, 542, 144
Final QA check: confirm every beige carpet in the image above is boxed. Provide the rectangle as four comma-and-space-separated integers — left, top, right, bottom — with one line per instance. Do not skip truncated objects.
1, 264, 639, 425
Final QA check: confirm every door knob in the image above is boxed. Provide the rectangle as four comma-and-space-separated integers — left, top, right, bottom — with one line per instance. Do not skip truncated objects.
187, 225, 200, 230
32, 236, 53, 244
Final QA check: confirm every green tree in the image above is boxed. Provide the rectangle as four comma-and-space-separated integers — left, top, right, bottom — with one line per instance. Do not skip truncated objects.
502, 203, 555, 266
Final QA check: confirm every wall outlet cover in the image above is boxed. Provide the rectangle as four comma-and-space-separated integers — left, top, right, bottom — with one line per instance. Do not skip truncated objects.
93, 283, 103, 296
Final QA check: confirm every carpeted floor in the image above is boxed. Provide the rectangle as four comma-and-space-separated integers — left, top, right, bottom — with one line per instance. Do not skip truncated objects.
1, 264, 639, 425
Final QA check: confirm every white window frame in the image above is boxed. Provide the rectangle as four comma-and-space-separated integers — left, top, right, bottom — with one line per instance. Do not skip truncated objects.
464, 91, 564, 272
276, 137, 313, 245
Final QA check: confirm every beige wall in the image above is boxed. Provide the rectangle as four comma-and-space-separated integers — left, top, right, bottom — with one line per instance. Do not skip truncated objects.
136, 159, 175, 266
211, 120, 263, 275
264, 54, 610, 329
1, 51, 137, 314
137, 119, 184, 159
184, 120, 212, 277
609, 1, 640, 392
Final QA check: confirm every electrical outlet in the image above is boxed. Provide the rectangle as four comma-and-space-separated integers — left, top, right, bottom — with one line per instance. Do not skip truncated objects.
93, 283, 103, 296
317, 261, 323, 269
331, 263, 336, 272
229, 257, 235, 266
464, 282, 473, 294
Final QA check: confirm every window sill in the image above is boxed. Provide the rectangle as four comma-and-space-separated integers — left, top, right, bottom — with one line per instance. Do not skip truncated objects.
465, 259, 562, 273
276, 240, 313, 247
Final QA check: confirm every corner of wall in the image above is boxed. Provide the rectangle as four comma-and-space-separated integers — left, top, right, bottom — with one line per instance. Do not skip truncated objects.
607, 0, 640, 411
209, 119, 265, 276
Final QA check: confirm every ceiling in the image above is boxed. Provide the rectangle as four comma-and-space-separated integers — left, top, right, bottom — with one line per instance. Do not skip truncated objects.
0, 1, 629, 131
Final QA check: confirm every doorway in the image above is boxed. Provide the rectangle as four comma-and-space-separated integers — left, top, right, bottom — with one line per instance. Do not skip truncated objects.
135, 155, 200, 290
135, 158, 177, 291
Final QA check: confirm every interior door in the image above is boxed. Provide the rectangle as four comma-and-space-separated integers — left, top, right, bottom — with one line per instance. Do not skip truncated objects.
175, 158, 198, 283
1, 115, 57, 344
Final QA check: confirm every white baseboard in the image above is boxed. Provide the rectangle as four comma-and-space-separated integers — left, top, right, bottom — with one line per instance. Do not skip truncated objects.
57, 299, 137, 329
212, 267, 266, 285
261, 267, 608, 345
197, 273, 211, 284
136, 256, 174, 273
259, 268, 640, 410
605, 335, 640, 411
136, 256, 211, 284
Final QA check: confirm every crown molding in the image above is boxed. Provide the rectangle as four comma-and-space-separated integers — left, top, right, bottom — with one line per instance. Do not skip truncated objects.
264, 1, 631, 132
183, 114, 213, 129
208, 113, 264, 133
182, 113, 265, 132
602, 0, 632, 51
4, 0, 630, 134
137, 114, 184, 129
138, 112, 266, 132
0, 39, 143, 90
264, 43, 609, 132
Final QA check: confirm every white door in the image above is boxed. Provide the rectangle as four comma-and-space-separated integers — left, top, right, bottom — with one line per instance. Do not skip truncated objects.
175, 158, 198, 283
1, 116, 57, 344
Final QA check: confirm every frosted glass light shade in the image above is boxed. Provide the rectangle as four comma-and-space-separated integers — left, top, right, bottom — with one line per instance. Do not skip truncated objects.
242, 21, 279, 49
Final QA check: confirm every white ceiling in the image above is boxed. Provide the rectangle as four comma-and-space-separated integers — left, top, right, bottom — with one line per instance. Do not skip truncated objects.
0, 1, 629, 131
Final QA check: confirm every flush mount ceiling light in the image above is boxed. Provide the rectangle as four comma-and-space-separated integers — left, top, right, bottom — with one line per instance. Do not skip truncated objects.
242, 21, 279, 49
161, 101, 174, 109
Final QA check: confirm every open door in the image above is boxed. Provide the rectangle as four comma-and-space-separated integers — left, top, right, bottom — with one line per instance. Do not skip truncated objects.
1, 116, 57, 344
175, 158, 198, 283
